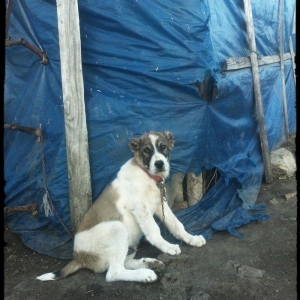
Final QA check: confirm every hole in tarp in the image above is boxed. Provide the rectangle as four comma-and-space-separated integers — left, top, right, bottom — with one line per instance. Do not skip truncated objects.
202, 167, 221, 195
197, 69, 218, 102
182, 167, 220, 203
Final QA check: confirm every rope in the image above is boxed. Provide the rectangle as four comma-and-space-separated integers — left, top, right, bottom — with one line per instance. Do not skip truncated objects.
39, 128, 73, 239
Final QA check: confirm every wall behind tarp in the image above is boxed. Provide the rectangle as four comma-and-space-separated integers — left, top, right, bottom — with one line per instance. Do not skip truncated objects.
4, 0, 296, 259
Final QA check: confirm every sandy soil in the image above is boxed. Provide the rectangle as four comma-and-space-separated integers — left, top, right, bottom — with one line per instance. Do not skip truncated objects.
4, 137, 297, 300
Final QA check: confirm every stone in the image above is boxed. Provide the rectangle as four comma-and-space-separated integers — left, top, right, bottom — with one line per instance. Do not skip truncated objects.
237, 265, 265, 278
284, 192, 297, 201
6, 255, 18, 262
270, 148, 296, 179
189, 287, 211, 300
224, 260, 240, 275
160, 271, 181, 289
270, 198, 278, 205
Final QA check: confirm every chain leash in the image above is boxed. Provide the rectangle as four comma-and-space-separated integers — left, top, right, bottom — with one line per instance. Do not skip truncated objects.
156, 181, 168, 236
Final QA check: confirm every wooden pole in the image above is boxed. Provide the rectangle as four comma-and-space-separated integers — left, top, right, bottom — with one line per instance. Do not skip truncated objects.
223, 53, 291, 71
56, 0, 92, 233
289, 36, 296, 86
243, 0, 273, 183
186, 172, 203, 206
279, 0, 289, 140
292, 8, 295, 35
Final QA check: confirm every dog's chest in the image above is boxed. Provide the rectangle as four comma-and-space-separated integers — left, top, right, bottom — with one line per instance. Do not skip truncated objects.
115, 177, 161, 245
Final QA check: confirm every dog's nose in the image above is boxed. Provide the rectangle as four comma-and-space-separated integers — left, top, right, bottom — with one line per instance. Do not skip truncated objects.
155, 160, 164, 170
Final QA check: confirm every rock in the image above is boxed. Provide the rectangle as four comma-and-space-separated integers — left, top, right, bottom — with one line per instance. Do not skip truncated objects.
270, 148, 296, 179
270, 198, 279, 205
284, 192, 297, 201
234, 263, 241, 269
160, 271, 181, 289
189, 287, 211, 300
224, 260, 240, 275
6, 255, 18, 262
5, 293, 20, 300
224, 260, 240, 270
237, 265, 265, 278
280, 216, 296, 221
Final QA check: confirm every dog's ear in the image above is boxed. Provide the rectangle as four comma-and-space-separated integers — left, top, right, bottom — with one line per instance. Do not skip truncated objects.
163, 131, 174, 150
129, 138, 141, 153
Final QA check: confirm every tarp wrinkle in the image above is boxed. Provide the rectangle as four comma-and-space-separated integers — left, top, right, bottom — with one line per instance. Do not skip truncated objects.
4, 0, 296, 259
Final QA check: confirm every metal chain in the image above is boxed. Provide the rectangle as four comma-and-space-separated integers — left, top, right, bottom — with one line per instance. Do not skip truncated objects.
156, 181, 168, 236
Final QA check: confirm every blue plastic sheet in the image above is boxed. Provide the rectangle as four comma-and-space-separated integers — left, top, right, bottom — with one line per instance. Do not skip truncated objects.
4, 0, 296, 259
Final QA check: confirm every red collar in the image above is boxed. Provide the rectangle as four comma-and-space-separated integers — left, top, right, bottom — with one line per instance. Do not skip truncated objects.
139, 166, 164, 183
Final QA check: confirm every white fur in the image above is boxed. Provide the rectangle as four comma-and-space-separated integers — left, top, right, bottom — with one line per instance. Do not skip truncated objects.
148, 134, 170, 177
37, 134, 206, 283
36, 273, 56, 281
74, 157, 205, 282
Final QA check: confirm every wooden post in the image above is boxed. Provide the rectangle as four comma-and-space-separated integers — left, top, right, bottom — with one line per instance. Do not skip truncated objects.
56, 0, 92, 233
223, 53, 291, 71
292, 8, 295, 35
279, 0, 289, 140
289, 37, 296, 86
290, 7, 296, 86
243, 0, 273, 183
186, 172, 203, 206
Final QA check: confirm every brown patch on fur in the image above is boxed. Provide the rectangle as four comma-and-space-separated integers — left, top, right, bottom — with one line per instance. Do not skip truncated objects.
129, 133, 152, 167
162, 131, 174, 150
54, 260, 82, 279
129, 131, 174, 168
76, 184, 122, 233
73, 251, 106, 273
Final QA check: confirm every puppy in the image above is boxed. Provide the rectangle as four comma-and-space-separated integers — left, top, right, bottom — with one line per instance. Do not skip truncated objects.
37, 131, 206, 283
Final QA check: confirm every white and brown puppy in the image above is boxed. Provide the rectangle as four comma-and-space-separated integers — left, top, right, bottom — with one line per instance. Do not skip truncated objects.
37, 131, 206, 283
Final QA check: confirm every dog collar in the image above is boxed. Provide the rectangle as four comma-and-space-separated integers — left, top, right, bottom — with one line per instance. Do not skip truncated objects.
139, 166, 164, 183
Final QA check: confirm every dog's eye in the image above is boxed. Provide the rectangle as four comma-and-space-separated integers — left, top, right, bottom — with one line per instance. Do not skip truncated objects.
143, 147, 150, 154
160, 144, 166, 150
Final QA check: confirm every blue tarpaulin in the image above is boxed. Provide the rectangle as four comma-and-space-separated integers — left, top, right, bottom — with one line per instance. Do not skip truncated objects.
4, 0, 296, 259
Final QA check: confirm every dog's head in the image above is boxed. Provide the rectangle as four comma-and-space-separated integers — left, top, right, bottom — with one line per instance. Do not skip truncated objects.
129, 131, 174, 178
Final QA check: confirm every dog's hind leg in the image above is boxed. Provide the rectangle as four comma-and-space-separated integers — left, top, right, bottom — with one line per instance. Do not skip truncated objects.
103, 224, 158, 283
106, 263, 158, 283
124, 255, 165, 272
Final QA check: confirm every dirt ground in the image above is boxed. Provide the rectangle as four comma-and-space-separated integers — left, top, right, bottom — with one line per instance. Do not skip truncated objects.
4, 136, 297, 300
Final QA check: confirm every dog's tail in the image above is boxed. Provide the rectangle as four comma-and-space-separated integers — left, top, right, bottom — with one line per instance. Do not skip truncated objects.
36, 260, 82, 281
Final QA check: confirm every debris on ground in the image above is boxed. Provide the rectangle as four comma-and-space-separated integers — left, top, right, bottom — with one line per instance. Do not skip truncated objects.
270, 148, 296, 179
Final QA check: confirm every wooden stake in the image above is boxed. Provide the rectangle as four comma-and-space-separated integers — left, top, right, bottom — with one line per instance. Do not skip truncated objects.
186, 172, 203, 206
243, 0, 273, 183
56, 0, 92, 233
223, 53, 291, 71
289, 36, 296, 86
279, 0, 289, 140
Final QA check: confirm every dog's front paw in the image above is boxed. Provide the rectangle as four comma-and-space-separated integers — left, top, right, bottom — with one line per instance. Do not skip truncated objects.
162, 243, 181, 255
188, 235, 206, 247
